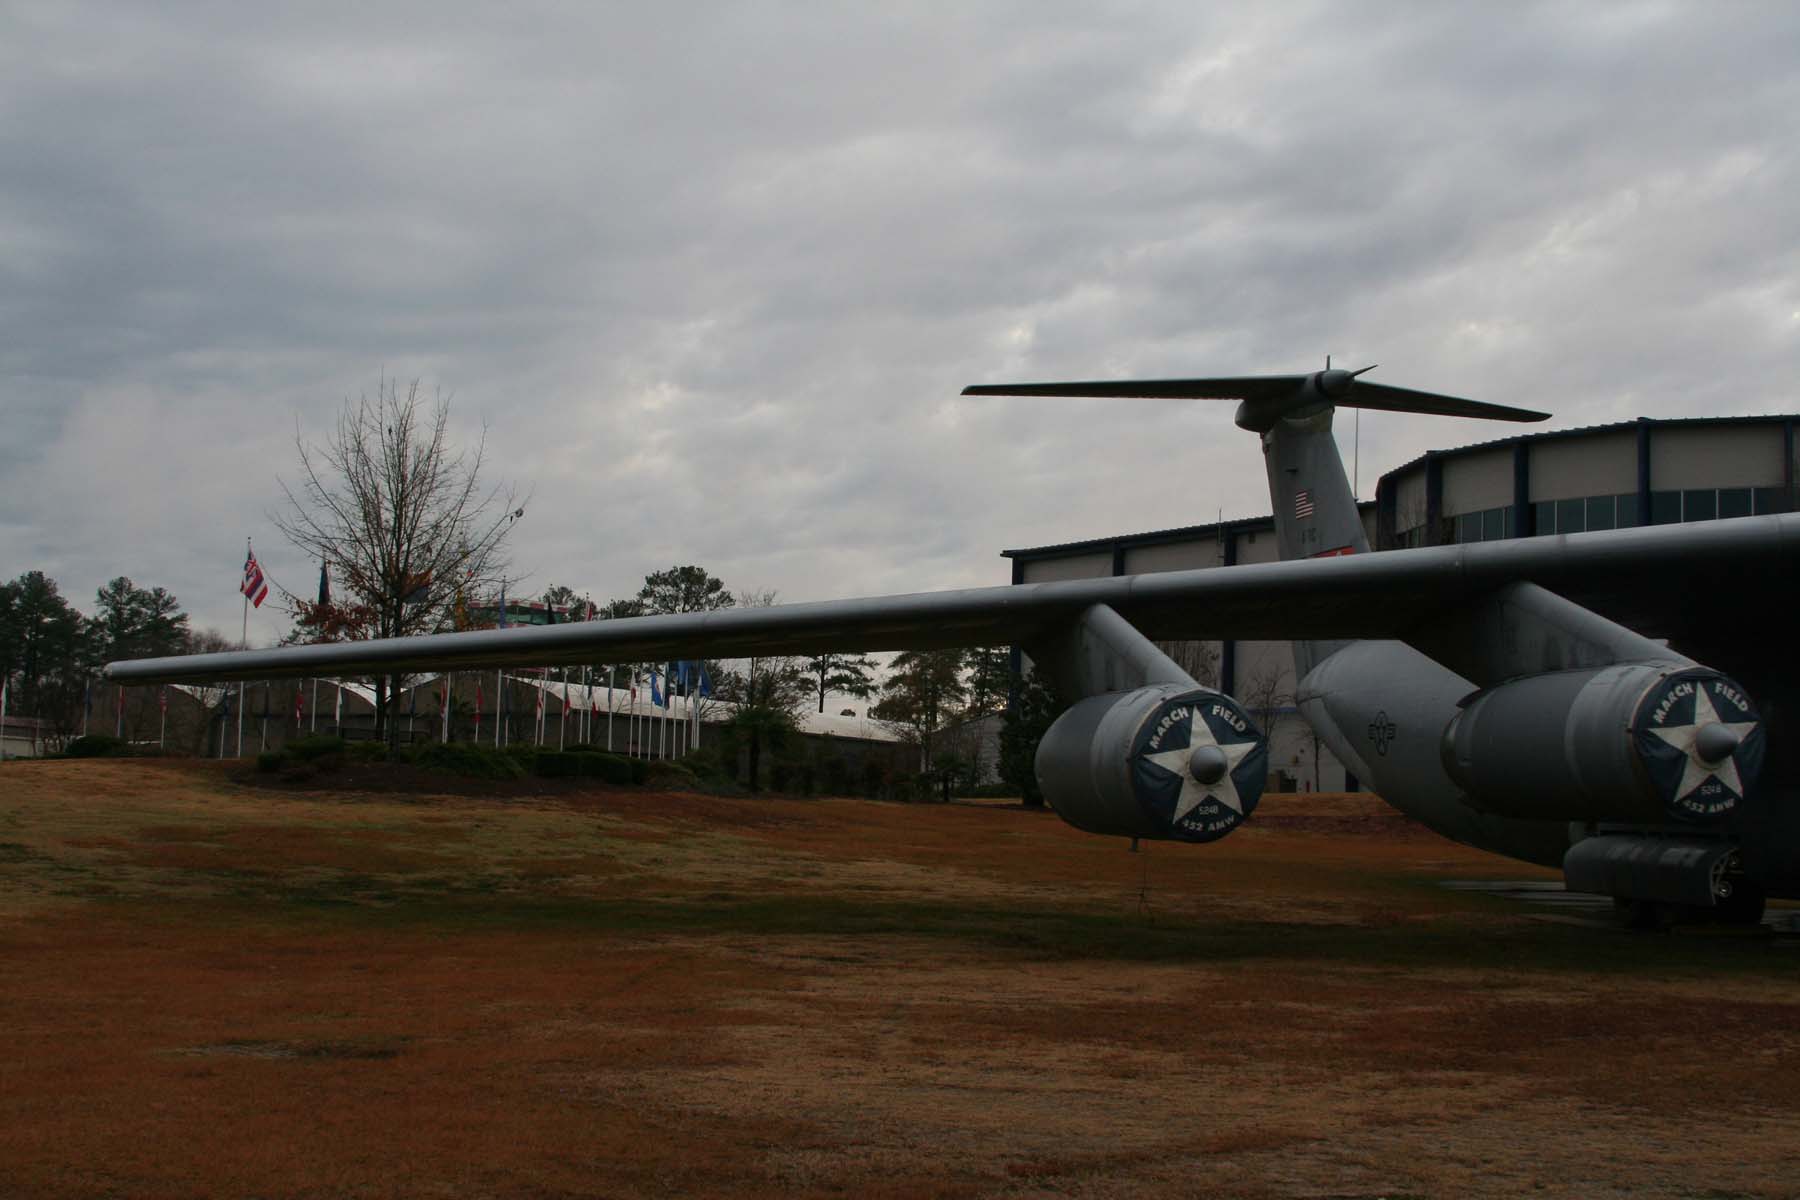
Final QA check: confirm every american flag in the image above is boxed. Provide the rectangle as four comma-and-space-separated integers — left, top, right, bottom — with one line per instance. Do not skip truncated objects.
1293, 489, 1316, 519
240, 550, 270, 608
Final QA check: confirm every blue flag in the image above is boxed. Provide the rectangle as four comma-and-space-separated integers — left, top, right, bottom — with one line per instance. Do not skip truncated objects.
698, 662, 713, 698
649, 671, 665, 707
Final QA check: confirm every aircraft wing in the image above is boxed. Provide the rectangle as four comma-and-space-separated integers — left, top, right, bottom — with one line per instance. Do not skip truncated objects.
105, 514, 1799, 685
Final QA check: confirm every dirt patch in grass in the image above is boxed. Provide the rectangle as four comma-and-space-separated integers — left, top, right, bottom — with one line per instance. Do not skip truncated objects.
1, 757, 1797, 1199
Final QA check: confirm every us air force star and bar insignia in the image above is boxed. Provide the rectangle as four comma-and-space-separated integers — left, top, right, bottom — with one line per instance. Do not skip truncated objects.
1129, 690, 1268, 842
1632, 670, 1765, 822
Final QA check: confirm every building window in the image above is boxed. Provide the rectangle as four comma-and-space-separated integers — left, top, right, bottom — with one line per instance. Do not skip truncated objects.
1556, 498, 1585, 535
1753, 487, 1791, 515
1682, 489, 1717, 521
1650, 491, 1682, 525
1587, 494, 1616, 531
1616, 493, 1639, 527
1454, 505, 1515, 543
1719, 488, 1752, 519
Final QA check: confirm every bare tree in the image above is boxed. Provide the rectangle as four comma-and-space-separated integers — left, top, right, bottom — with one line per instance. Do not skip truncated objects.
273, 378, 522, 750
1155, 639, 1221, 688
1239, 658, 1291, 731
1237, 660, 1292, 792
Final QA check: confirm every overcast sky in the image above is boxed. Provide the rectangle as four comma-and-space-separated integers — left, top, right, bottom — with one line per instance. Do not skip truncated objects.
4, 1, 1797, 640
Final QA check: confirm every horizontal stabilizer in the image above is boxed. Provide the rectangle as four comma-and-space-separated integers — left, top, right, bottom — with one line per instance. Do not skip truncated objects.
962, 375, 1311, 401
963, 369, 1550, 427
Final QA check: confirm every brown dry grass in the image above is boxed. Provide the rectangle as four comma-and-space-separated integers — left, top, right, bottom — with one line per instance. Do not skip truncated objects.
2, 758, 1797, 1199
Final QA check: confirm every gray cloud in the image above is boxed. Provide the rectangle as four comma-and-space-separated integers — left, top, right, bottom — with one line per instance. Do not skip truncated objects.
3, 1, 1796, 637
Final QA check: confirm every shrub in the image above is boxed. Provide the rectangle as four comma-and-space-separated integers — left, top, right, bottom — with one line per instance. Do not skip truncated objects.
411, 741, 528, 780
64, 734, 126, 758
646, 760, 700, 791
286, 734, 347, 763
679, 746, 732, 782
347, 739, 388, 763
628, 757, 649, 785
533, 751, 581, 778
503, 743, 539, 770
256, 750, 285, 772
578, 753, 635, 785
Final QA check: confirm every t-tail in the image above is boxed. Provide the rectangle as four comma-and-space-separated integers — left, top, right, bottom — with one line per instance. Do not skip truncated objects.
962, 367, 1550, 673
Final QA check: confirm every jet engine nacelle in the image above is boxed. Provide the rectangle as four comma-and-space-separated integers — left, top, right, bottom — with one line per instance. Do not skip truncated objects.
1035, 682, 1270, 843
1442, 664, 1765, 825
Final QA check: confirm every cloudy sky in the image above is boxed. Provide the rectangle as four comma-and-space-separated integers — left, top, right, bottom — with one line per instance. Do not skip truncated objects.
4, 1, 1797, 640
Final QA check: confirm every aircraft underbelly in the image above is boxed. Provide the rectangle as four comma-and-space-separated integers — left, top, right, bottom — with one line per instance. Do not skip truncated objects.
1295, 640, 1570, 869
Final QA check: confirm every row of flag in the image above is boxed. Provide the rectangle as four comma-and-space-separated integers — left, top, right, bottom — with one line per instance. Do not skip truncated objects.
229, 545, 713, 752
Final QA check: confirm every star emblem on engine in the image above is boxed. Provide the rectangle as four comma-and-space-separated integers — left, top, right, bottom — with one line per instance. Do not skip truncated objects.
1140, 706, 1260, 823
1647, 682, 1759, 805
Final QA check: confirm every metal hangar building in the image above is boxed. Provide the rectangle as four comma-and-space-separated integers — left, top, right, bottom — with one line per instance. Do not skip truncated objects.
1003, 413, 1799, 794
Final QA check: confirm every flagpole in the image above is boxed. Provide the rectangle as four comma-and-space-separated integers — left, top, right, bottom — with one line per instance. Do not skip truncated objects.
559, 667, 568, 750
441, 672, 452, 744
238, 537, 249, 759
495, 670, 503, 748
2, 677, 9, 762
310, 678, 318, 733
159, 686, 166, 751
116, 684, 124, 740
606, 667, 615, 751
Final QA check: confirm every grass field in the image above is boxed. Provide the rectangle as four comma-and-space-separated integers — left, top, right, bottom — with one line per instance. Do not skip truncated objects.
3, 758, 1798, 1199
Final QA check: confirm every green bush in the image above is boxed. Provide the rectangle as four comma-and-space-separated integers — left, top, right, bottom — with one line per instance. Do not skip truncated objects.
256, 750, 285, 772
347, 739, 388, 763
534, 750, 581, 778
503, 743, 539, 770
64, 734, 126, 758
628, 757, 649, 785
578, 753, 635, 785
286, 734, 346, 763
411, 741, 528, 780
646, 759, 700, 790
960, 781, 1020, 799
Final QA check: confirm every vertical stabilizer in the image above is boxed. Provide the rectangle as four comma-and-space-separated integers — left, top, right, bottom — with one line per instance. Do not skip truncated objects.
1259, 406, 1367, 676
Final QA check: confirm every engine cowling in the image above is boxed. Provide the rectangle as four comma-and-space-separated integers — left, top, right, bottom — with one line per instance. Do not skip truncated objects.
1442, 663, 1765, 825
1035, 683, 1270, 843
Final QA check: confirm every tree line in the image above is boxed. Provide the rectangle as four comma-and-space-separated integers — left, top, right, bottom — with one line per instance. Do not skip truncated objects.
0, 571, 211, 741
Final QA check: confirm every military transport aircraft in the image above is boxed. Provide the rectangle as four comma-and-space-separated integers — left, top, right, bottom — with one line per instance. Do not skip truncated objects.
107, 368, 1797, 927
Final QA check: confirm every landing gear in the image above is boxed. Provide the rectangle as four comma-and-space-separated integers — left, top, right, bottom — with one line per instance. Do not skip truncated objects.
1712, 880, 1767, 926
1613, 897, 1673, 931
1611, 884, 1766, 930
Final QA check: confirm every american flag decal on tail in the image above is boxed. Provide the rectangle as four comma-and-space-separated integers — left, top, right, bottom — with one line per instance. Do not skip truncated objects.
1294, 489, 1316, 519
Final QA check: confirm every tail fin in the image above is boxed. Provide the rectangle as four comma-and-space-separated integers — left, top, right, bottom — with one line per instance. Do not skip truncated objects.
966, 367, 1548, 676
963, 367, 1545, 561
